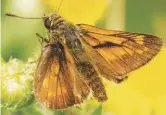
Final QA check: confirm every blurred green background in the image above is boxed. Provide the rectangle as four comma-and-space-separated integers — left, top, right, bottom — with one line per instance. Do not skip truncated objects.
1, 0, 166, 115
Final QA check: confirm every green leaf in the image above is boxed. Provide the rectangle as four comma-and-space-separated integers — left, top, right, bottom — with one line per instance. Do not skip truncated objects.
14, 94, 35, 109
91, 105, 102, 115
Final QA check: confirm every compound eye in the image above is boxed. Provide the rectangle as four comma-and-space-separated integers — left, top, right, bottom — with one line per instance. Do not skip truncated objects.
44, 17, 51, 29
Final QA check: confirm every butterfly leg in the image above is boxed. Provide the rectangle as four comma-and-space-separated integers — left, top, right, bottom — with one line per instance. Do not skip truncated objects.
36, 33, 49, 44
29, 33, 50, 64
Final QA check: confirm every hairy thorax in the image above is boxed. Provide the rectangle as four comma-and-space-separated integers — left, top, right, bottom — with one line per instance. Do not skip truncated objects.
49, 20, 86, 61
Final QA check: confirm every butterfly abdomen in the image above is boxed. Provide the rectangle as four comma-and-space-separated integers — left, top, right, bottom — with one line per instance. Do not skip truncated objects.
76, 61, 108, 102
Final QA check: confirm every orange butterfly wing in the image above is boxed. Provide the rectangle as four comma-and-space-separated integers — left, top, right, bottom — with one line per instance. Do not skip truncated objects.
78, 24, 163, 82
34, 43, 90, 109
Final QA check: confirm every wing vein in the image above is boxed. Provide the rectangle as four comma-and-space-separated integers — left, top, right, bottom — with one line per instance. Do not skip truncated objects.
123, 42, 153, 57
124, 40, 159, 53
85, 34, 101, 44
55, 65, 60, 108
85, 32, 160, 52
46, 60, 53, 100
111, 49, 132, 71
95, 50, 121, 76
122, 46, 146, 63
59, 68, 66, 108
61, 64, 73, 102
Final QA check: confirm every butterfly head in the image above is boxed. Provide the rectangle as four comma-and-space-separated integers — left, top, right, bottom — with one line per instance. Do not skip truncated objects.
44, 13, 64, 30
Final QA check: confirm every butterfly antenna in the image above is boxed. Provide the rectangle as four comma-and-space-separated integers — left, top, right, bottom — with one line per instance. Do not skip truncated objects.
57, 0, 64, 12
5, 13, 44, 19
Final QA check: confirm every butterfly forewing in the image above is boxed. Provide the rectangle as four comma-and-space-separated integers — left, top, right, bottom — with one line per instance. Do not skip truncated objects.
78, 24, 163, 82
34, 42, 90, 109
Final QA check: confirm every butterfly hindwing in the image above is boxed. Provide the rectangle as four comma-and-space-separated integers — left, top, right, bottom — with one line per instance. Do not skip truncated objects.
78, 24, 163, 82
34, 42, 90, 109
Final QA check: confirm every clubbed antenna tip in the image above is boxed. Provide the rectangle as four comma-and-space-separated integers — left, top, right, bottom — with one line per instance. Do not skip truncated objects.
5, 13, 17, 17
5, 12, 44, 19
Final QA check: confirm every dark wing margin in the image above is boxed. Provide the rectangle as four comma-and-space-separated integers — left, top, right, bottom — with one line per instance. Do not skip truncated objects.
34, 42, 90, 109
77, 24, 163, 82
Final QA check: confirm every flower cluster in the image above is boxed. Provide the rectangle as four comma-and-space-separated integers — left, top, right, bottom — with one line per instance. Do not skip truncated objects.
1, 58, 36, 109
